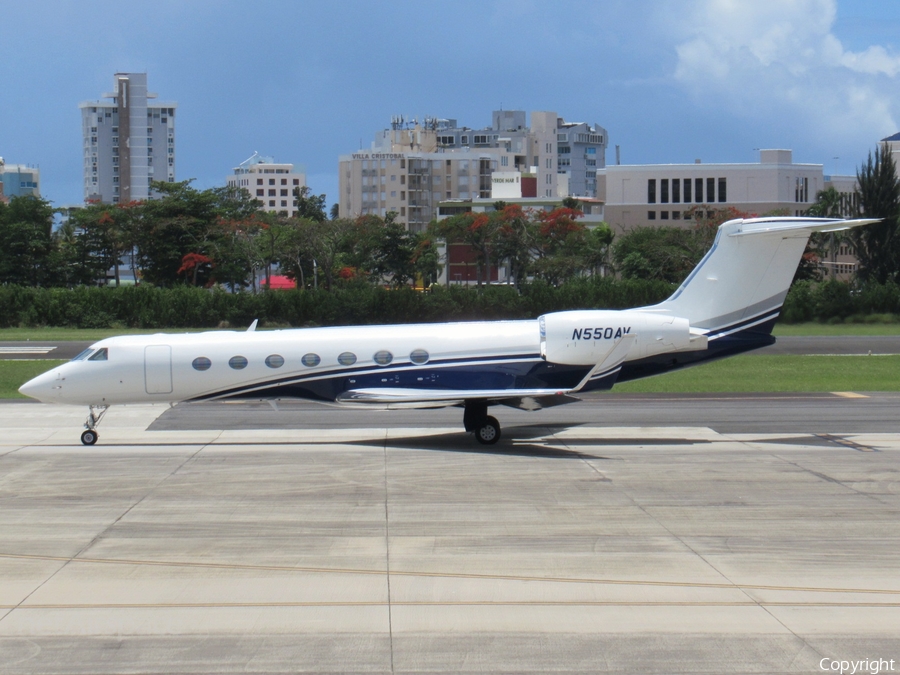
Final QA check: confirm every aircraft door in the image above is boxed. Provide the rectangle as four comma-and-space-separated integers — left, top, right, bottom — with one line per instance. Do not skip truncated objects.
144, 345, 173, 395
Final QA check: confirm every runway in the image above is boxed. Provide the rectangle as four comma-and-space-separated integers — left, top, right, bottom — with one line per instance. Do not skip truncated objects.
1, 395, 898, 673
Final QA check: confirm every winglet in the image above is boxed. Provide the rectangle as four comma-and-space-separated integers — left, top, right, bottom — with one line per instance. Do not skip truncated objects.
247, 319, 259, 332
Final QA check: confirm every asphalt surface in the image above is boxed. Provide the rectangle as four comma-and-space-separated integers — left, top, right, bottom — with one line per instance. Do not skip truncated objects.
1, 400, 898, 674
2, 334, 900, 360
152, 391, 900, 436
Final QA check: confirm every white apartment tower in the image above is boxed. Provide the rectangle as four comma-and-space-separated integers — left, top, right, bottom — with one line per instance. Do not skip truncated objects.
79, 73, 176, 203
226, 152, 307, 217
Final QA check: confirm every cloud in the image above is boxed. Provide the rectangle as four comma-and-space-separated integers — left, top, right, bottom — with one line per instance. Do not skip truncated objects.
672, 0, 900, 148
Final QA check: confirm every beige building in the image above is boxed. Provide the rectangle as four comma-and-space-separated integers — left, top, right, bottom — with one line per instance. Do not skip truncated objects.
600, 149, 827, 234
227, 152, 306, 217
339, 111, 607, 232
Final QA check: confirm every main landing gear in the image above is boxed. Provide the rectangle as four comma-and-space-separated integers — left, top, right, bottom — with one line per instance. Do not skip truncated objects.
81, 405, 109, 445
464, 400, 501, 445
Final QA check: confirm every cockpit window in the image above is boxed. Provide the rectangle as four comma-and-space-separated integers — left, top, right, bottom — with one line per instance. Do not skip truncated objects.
88, 348, 109, 361
72, 348, 94, 361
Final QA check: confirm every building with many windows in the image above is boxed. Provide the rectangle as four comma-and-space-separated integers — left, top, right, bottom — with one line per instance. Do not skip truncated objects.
599, 149, 826, 234
79, 73, 176, 204
226, 152, 306, 217
339, 111, 607, 232
0, 158, 40, 200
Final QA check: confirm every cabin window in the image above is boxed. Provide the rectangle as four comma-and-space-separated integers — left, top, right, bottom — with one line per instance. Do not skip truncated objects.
338, 352, 357, 366
373, 350, 393, 366
265, 354, 284, 368
228, 356, 248, 370
192, 357, 211, 371
88, 348, 108, 361
301, 353, 321, 367
410, 349, 429, 364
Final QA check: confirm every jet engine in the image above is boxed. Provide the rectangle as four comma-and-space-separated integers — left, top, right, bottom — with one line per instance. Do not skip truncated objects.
539, 310, 707, 366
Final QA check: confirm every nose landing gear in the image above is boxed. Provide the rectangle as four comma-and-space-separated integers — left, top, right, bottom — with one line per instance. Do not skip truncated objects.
81, 405, 109, 445
463, 400, 501, 445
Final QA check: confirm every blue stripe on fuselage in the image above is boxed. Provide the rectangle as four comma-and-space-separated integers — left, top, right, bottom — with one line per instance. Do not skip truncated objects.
190, 353, 591, 402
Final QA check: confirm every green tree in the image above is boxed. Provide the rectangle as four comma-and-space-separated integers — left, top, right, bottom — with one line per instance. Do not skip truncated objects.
530, 207, 590, 285
492, 204, 533, 289
430, 211, 500, 287
0, 195, 55, 286
293, 186, 327, 222
806, 187, 846, 280
613, 226, 708, 283
137, 181, 259, 287
851, 143, 900, 284
411, 233, 441, 287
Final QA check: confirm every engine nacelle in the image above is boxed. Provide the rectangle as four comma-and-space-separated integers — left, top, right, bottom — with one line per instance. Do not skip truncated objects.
539, 310, 706, 366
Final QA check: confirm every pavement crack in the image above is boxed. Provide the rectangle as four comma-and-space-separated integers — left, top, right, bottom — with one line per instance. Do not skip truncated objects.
382, 429, 395, 675
0, 441, 211, 627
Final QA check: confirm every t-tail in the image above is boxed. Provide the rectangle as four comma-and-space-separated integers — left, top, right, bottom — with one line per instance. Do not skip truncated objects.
539, 217, 878, 389
648, 217, 877, 337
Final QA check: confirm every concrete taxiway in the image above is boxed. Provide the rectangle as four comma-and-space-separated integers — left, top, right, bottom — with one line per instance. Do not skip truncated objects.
1, 396, 899, 673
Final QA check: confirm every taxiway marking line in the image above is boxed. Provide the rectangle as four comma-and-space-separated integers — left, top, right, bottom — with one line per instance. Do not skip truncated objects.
1, 601, 900, 609
832, 391, 869, 398
1, 552, 898, 596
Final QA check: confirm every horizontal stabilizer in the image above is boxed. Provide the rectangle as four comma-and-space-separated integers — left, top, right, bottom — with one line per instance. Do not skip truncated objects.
728, 217, 880, 237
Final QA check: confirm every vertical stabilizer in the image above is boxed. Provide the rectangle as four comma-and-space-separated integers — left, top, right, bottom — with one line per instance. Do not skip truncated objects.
645, 217, 878, 336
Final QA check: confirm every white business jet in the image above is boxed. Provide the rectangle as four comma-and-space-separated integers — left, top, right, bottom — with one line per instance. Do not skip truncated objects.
20, 217, 875, 446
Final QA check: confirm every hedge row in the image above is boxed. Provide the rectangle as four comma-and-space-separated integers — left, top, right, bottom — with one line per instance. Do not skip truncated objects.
0, 278, 676, 329
782, 280, 900, 323
3, 279, 897, 329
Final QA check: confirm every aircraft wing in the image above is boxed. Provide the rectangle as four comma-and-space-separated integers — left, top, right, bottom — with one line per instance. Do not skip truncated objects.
336, 387, 580, 411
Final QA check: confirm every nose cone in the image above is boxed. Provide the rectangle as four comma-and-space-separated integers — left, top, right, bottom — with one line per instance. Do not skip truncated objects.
19, 368, 63, 403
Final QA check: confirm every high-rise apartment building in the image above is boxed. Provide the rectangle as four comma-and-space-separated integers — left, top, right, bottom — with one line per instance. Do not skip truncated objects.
226, 152, 306, 217
79, 73, 176, 204
339, 111, 607, 232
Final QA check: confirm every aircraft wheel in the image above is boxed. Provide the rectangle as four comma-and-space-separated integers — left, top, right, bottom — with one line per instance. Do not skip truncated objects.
81, 430, 98, 446
475, 416, 501, 445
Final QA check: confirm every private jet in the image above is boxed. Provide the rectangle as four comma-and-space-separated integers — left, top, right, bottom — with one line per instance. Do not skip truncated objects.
19, 217, 875, 445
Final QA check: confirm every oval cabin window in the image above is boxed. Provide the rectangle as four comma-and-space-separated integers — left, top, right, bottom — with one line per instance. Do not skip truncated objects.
338, 352, 357, 366
265, 354, 285, 369
410, 349, 429, 364
373, 350, 393, 366
301, 353, 321, 367
228, 356, 248, 370
192, 357, 212, 371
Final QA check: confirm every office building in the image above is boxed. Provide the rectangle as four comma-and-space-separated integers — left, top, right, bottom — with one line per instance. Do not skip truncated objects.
600, 149, 825, 234
339, 111, 607, 232
0, 157, 41, 200
79, 73, 176, 203
226, 152, 306, 217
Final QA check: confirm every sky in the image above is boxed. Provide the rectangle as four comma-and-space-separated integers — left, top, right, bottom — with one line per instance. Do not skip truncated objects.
3, 0, 900, 209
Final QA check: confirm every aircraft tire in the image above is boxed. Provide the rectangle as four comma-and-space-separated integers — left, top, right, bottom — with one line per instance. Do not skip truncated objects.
475, 416, 501, 445
81, 430, 98, 446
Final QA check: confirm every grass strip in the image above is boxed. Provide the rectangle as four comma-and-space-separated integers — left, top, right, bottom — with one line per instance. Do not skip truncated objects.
613, 354, 900, 393
1, 360, 66, 399
772, 323, 900, 336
